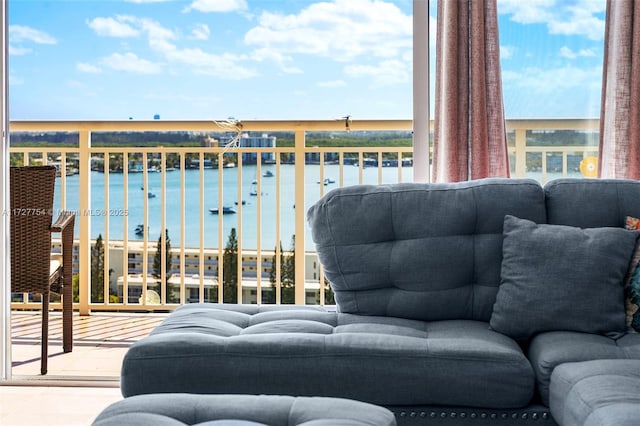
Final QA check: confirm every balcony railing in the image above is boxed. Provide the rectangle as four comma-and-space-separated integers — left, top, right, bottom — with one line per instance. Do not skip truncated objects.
8, 118, 599, 314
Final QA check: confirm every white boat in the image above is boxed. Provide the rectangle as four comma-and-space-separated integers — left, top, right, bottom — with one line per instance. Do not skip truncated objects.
317, 178, 336, 185
209, 206, 237, 214
263, 170, 274, 177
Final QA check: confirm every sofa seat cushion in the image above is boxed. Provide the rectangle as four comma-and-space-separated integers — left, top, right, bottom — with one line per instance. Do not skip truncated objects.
528, 331, 640, 405
121, 304, 534, 409
92, 394, 397, 426
550, 360, 640, 426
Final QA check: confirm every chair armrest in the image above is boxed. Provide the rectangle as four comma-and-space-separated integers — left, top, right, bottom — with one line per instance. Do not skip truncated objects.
50, 210, 76, 353
49, 210, 75, 286
51, 211, 75, 233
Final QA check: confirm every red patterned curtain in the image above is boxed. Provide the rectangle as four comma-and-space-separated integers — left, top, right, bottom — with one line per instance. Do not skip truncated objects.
598, 0, 640, 179
432, 0, 510, 183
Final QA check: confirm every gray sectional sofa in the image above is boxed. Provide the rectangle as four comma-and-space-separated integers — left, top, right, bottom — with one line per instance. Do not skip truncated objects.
120, 178, 640, 425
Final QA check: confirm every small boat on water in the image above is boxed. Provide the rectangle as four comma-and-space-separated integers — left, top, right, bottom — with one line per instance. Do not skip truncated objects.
134, 224, 145, 236
209, 206, 237, 214
263, 170, 274, 177
317, 178, 336, 185
142, 187, 156, 198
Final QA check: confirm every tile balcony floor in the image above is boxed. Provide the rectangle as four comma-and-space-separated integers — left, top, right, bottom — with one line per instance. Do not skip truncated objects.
1, 310, 168, 425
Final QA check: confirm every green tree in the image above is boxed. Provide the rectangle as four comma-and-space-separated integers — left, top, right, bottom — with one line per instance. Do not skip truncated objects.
266, 241, 286, 304
91, 234, 106, 303
322, 277, 336, 305
72, 274, 79, 303
281, 235, 296, 304
152, 229, 175, 302
223, 227, 238, 303
90, 234, 114, 303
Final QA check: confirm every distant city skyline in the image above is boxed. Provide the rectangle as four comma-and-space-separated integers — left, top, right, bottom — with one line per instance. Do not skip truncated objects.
8, 0, 605, 121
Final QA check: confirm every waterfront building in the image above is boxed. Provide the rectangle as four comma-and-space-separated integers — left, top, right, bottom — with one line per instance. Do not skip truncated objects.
52, 239, 324, 305
220, 133, 276, 164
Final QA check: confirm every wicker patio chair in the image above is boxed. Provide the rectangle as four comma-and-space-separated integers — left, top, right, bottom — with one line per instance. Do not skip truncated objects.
10, 165, 76, 375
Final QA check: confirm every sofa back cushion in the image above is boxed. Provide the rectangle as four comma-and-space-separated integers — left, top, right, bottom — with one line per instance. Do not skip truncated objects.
545, 179, 640, 227
307, 178, 546, 322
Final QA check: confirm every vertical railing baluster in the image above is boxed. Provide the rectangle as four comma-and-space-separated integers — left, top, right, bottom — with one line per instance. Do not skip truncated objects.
78, 130, 91, 315
160, 149, 167, 305
236, 154, 243, 304
217, 152, 224, 304
275, 152, 282, 304
141, 152, 149, 306
122, 151, 129, 305
179, 151, 186, 304
293, 130, 306, 305
256, 153, 262, 304
514, 129, 527, 178
198, 152, 205, 302
103, 152, 110, 304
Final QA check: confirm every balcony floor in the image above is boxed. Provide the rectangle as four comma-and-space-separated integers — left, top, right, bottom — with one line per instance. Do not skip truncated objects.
11, 311, 167, 379
2, 311, 168, 425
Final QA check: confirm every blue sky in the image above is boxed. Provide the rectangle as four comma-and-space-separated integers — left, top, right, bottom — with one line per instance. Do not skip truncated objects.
8, 0, 606, 121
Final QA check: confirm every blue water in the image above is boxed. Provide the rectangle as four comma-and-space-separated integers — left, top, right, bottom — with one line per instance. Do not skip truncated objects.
54, 164, 415, 251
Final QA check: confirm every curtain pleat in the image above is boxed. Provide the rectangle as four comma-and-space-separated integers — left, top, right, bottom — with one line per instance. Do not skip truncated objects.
432, 0, 510, 183
599, 0, 640, 179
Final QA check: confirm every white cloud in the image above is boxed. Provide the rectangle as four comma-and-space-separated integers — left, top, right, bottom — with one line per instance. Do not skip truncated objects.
251, 48, 302, 74
191, 23, 210, 40
344, 59, 410, 85
85, 13, 256, 79
317, 80, 347, 88
9, 25, 55, 57
559, 46, 596, 59
77, 63, 103, 73
165, 48, 256, 79
184, 0, 248, 13
501, 45, 516, 60
245, 0, 412, 62
87, 16, 140, 37
548, 5, 605, 40
137, 17, 178, 52
502, 64, 602, 93
101, 52, 163, 74
498, 0, 555, 24
9, 25, 56, 44
498, 0, 605, 41
9, 45, 32, 56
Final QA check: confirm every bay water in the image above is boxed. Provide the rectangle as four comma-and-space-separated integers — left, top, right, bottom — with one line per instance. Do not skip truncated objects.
55, 164, 414, 251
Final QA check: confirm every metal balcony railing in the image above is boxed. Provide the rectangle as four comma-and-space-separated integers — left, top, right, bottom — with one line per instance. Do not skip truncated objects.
8, 118, 599, 314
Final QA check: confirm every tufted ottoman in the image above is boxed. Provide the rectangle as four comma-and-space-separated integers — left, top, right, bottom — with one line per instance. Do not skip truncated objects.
549, 359, 640, 426
92, 393, 397, 426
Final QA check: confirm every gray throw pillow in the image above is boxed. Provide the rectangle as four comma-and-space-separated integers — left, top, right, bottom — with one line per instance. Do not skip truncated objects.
490, 215, 638, 340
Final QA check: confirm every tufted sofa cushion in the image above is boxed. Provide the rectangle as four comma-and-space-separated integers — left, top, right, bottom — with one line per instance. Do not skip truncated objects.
92, 394, 397, 426
307, 178, 546, 322
121, 304, 535, 409
549, 360, 640, 426
544, 178, 640, 227
528, 331, 640, 406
